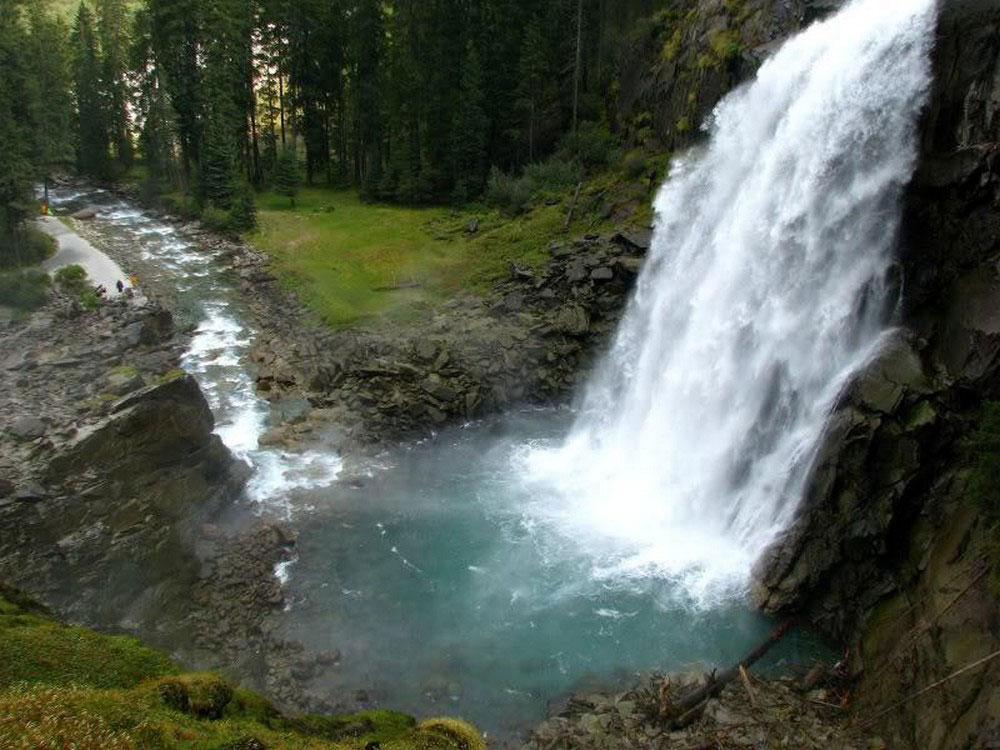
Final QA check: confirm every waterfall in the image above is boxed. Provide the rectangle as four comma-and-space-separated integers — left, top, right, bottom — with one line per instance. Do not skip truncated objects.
524, 0, 937, 605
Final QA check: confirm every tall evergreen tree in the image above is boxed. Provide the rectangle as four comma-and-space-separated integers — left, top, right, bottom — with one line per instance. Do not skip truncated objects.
352, 0, 384, 196
451, 42, 488, 203
131, 5, 176, 189
0, 0, 36, 263
96, 0, 132, 169
71, 2, 111, 180
516, 15, 549, 163
28, 12, 73, 202
274, 147, 300, 207
198, 0, 255, 213
147, 0, 201, 185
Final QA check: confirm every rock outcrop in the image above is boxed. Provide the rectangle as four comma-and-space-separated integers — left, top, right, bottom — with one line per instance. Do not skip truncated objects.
218, 229, 651, 445
0, 295, 245, 632
613, 0, 840, 150
753, 2, 1000, 747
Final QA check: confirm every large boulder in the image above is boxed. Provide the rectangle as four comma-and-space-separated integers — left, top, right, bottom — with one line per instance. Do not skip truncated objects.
0, 374, 245, 628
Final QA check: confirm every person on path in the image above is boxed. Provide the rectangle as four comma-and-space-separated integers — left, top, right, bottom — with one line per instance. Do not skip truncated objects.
116, 279, 124, 294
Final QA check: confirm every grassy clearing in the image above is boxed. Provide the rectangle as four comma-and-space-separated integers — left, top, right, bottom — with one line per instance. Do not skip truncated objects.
0, 587, 484, 749
250, 165, 655, 328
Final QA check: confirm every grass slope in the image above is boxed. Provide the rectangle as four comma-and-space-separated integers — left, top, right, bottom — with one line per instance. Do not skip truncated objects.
250, 170, 653, 329
0, 585, 483, 750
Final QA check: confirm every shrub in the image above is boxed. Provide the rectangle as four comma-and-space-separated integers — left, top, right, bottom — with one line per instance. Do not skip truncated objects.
622, 151, 649, 179
485, 167, 534, 215
523, 159, 583, 193
0, 269, 50, 311
965, 401, 1000, 517
557, 122, 619, 171
1, 228, 56, 270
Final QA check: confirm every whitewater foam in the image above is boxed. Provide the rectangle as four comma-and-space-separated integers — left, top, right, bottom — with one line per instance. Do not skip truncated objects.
524, 0, 937, 605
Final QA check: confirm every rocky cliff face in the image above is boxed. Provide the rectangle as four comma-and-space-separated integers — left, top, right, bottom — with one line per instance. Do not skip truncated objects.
613, 0, 839, 150
754, 1, 1000, 747
0, 297, 246, 632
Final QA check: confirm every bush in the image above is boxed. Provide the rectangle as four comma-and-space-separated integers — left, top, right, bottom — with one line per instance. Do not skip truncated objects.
485, 167, 534, 216
53, 264, 87, 293
54, 264, 101, 310
523, 159, 583, 193
0, 269, 50, 311
0, 228, 56, 270
622, 151, 649, 179
558, 122, 619, 171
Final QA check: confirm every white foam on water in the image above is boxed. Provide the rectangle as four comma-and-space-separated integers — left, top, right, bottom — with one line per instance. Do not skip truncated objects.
47, 186, 343, 518
522, 0, 937, 606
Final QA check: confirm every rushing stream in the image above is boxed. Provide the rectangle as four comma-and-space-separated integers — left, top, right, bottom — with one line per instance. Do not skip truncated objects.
47, 0, 935, 739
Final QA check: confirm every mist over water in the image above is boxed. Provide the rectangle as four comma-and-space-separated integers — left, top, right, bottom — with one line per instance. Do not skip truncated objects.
524, 0, 936, 605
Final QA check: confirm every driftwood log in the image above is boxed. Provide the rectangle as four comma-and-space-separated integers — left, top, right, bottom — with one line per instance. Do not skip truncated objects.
668, 618, 794, 727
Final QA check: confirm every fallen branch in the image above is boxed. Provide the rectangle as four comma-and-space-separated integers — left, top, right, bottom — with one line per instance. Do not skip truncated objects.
667, 618, 794, 726
739, 664, 757, 707
563, 181, 583, 230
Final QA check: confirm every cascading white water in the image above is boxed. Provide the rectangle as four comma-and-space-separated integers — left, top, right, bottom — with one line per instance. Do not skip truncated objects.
524, 0, 937, 604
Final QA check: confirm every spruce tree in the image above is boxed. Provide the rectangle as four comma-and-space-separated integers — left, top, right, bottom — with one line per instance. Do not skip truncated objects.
71, 2, 111, 180
96, 0, 132, 170
27, 13, 73, 203
516, 16, 549, 163
274, 147, 300, 207
0, 0, 35, 264
147, 0, 201, 184
451, 42, 488, 203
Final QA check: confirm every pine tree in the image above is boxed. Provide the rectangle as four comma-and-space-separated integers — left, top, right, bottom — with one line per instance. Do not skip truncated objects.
0, 0, 36, 264
198, 0, 255, 213
147, 0, 201, 184
516, 15, 549, 163
96, 0, 132, 170
274, 147, 300, 207
71, 2, 111, 180
131, 5, 175, 191
28, 12, 73, 203
451, 41, 488, 203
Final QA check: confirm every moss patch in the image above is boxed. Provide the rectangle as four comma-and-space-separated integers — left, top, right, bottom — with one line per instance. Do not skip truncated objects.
0, 588, 482, 749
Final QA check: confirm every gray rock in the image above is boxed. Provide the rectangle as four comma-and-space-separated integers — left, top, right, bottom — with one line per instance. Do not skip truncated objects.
71, 207, 98, 220
553, 305, 590, 336
10, 416, 46, 441
105, 372, 145, 396
566, 260, 588, 283
14, 484, 47, 502
590, 266, 614, 281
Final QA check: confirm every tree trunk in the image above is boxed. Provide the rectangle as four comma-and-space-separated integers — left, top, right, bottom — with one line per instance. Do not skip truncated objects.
573, 0, 583, 132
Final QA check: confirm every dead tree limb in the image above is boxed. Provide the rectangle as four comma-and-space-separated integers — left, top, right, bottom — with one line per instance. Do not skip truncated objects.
563, 181, 583, 230
667, 618, 795, 726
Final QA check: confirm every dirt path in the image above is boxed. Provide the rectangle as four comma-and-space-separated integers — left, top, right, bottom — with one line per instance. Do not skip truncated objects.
37, 215, 128, 295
